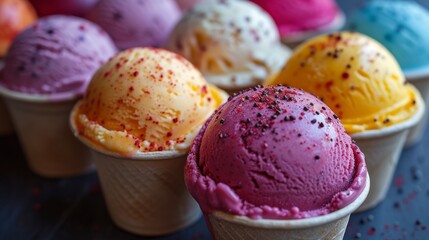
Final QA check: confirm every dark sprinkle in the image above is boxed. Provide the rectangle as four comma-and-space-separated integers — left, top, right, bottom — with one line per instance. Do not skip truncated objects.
113, 12, 123, 21
290, 116, 296, 121
303, 107, 309, 111
318, 122, 324, 128
393, 201, 400, 208
315, 111, 320, 115
220, 119, 225, 125
297, 133, 302, 137
383, 118, 390, 124
257, 113, 263, 117
314, 155, 320, 160
311, 119, 317, 124
253, 103, 258, 108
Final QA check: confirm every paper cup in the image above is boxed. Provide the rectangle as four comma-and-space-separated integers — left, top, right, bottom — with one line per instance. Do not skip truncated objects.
404, 70, 429, 146
352, 96, 425, 212
70, 119, 202, 236
0, 87, 93, 177
207, 174, 369, 240
281, 11, 345, 49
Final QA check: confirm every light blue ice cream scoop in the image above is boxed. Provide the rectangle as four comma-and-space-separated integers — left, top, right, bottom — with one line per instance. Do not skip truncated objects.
345, 0, 429, 75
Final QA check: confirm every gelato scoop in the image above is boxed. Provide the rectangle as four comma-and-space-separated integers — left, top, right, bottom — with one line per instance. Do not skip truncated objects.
0, 15, 117, 99
267, 32, 421, 133
86, 0, 181, 49
176, 0, 202, 11
250, 0, 344, 41
29, 0, 96, 17
166, 0, 291, 92
71, 48, 228, 155
185, 85, 367, 219
346, 0, 429, 74
0, 0, 37, 57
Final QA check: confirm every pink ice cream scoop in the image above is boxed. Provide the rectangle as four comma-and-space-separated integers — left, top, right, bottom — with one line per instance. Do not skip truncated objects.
185, 85, 367, 219
0, 15, 117, 99
86, 0, 181, 49
250, 0, 341, 38
29, 0, 97, 17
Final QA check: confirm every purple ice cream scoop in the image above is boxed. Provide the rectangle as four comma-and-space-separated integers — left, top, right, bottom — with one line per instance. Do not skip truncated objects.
185, 85, 367, 219
0, 15, 117, 100
86, 0, 181, 49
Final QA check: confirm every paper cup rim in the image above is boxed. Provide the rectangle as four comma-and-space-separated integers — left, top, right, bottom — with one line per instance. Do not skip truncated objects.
211, 173, 370, 229
281, 11, 345, 45
351, 95, 425, 139
69, 102, 187, 161
0, 85, 80, 103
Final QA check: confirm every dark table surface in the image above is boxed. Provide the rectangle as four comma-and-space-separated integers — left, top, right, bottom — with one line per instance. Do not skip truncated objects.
1, 1, 429, 239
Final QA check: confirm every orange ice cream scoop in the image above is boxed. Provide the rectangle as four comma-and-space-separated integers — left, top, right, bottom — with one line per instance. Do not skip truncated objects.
267, 32, 422, 133
0, 0, 37, 57
71, 48, 228, 155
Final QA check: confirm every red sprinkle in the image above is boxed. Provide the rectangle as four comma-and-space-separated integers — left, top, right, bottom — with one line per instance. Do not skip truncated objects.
33, 203, 42, 211
342, 72, 350, 79
31, 188, 41, 196
104, 71, 111, 77
133, 71, 139, 77
367, 228, 376, 236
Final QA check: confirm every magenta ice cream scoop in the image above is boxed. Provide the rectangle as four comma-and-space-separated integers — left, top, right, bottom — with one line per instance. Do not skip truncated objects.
0, 15, 117, 100
86, 0, 181, 49
185, 85, 367, 219
29, 0, 97, 17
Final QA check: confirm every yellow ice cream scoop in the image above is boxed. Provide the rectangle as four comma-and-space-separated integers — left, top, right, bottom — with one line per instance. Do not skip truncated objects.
72, 47, 228, 154
266, 32, 421, 133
